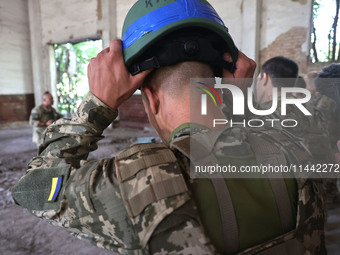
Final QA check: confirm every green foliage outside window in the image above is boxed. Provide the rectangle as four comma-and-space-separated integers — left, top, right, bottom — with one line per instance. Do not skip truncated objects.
54, 40, 102, 116
311, 0, 340, 62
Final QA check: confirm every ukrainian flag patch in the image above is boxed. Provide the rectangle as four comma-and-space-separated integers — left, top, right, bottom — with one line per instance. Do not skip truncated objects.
48, 177, 62, 202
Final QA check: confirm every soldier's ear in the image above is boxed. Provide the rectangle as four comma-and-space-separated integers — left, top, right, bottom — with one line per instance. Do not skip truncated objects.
262, 73, 269, 86
142, 87, 159, 115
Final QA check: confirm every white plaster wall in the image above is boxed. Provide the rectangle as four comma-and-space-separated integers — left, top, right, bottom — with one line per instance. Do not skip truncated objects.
209, 0, 243, 50
116, 0, 136, 39
30, 0, 116, 105
39, 0, 117, 46
0, 0, 34, 95
40, 0, 100, 44
210, 0, 312, 60
261, 0, 312, 53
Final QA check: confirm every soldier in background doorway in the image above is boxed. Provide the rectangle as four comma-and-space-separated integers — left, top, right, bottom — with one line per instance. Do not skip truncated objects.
29, 91, 62, 146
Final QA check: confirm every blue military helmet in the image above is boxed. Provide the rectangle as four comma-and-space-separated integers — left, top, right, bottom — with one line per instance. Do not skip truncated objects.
122, 0, 239, 77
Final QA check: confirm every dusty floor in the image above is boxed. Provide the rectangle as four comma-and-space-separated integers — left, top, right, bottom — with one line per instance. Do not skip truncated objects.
0, 122, 339, 254
0, 122, 158, 255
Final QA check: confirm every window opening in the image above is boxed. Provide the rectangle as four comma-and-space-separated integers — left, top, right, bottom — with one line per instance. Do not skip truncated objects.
310, 0, 340, 63
54, 39, 102, 116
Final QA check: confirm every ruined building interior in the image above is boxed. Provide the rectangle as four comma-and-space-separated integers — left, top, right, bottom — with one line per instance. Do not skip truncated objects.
0, 0, 339, 254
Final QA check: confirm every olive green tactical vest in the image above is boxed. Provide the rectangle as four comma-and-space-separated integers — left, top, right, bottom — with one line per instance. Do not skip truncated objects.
115, 126, 326, 254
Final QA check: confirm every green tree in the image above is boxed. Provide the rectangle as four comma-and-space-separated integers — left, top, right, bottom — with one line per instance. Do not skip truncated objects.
330, 0, 340, 61
54, 40, 102, 116
311, 0, 320, 62
311, 0, 340, 62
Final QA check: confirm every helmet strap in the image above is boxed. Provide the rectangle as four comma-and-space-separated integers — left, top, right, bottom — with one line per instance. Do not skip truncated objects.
129, 34, 236, 76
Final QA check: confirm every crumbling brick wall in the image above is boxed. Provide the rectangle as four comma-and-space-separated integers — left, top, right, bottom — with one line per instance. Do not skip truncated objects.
260, 26, 309, 74
0, 94, 35, 123
118, 95, 150, 129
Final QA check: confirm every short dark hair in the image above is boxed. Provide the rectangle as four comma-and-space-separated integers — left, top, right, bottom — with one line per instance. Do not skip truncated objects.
261, 56, 299, 88
317, 63, 340, 79
43, 91, 51, 96
315, 64, 340, 101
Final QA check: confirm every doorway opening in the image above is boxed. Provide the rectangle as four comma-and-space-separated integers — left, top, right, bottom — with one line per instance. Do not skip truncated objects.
54, 39, 102, 116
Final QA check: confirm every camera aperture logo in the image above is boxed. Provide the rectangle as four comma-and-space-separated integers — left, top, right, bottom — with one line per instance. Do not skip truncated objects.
196, 82, 222, 115
197, 82, 312, 128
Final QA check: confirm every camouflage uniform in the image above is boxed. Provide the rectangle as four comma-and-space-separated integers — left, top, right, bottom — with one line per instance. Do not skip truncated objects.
29, 104, 62, 145
305, 93, 340, 202
13, 92, 215, 255
256, 95, 334, 165
305, 93, 340, 154
12, 92, 326, 254
248, 95, 337, 204
222, 93, 336, 159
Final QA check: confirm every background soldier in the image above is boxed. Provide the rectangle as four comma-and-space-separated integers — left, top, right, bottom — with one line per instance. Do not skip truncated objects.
293, 76, 307, 98
12, 0, 326, 254
255, 56, 334, 165
313, 63, 340, 151
29, 91, 62, 146
304, 71, 318, 94
312, 63, 340, 201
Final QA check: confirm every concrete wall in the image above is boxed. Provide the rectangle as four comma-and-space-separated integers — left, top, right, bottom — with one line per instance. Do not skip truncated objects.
40, 0, 99, 45
0, 0, 326, 124
0, 94, 35, 123
0, 0, 35, 122
0, 0, 33, 95
0, 0, 117, 123
260, 0, 312, 73
116, 0, 135, 38
119, 95, 150, 129
208, 0, 312, 74
209, 0, 261, 65
29, 0, 117, 108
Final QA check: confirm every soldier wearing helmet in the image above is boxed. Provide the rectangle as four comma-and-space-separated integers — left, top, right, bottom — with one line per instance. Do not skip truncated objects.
12, 1, 326, 254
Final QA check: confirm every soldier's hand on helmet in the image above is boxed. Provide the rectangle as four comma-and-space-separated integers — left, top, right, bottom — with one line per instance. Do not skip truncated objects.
222, 51, 256, 94
88, 40, 152, 110
336, 140, 340, 164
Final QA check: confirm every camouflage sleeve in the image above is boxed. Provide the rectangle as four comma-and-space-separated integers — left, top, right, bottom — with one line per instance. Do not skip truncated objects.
29, 106, 41, 126
334, 109, 340, 141
12, 92, 148, 254
36, 92, 118, 165
314, 96, 340, 145
148, 200, 218, 255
